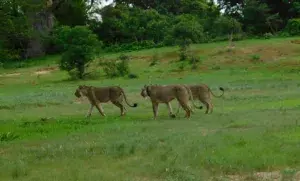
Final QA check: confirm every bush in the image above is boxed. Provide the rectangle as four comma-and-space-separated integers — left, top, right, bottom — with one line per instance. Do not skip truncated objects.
149, 53, 160, 66
102, 54, 131, 78
189, 55, 202, 70
212, 16, 242, 37
264, 32, 273, 39
250, 54, 261, 63
167, 15, 205, 45
104, 40, 164, 53
127, 73, 139, 79
53, 25, 102, 79
285, 18, 300, 36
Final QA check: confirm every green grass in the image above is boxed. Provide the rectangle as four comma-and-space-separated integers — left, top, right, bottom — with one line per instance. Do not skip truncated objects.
1, 37, 300, 181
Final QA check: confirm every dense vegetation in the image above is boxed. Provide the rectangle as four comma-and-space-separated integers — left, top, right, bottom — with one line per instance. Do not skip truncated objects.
1, 0, 300, 65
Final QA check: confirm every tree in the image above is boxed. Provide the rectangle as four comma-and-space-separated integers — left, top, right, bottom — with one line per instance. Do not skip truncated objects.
54, 26, 101, 79
170, 15, 205, 44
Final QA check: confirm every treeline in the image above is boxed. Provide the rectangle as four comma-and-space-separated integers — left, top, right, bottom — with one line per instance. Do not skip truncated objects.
0, 0, 300, 63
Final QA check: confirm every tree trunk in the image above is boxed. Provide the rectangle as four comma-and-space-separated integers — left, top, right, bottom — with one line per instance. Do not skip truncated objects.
25, 0, 54, 59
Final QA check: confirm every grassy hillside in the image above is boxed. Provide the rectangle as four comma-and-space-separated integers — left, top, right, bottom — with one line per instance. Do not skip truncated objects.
1, 37, 300, 181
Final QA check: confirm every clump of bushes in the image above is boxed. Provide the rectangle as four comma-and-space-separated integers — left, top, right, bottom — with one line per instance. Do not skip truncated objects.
102, 54, 137, 79
176, 39, 202, 71
285, 19, 300, 36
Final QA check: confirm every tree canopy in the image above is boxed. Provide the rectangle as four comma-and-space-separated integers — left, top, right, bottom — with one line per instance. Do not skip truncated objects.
0, 0, 299, 62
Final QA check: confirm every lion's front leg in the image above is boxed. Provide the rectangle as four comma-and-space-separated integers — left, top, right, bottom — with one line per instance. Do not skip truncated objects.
86, 104, 94, 118
166, 102, 176, 118
152, 102, 159, 120
95, 103, 106, 117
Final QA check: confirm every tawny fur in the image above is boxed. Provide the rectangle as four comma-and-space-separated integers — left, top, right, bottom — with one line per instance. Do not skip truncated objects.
140, 84, 202, 119
75, 85, 137, 117
176, 84, 224, 114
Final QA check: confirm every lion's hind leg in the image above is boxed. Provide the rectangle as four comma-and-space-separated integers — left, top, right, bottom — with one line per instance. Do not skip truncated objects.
112, 101, 126, 116
177, 100, 192, 119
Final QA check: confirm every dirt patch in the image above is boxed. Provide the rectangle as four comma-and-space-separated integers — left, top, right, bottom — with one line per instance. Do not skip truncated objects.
212, 170, 300, 181
33, 66, 58, 75
161, 52, 179, 61
0, 72, 21, 77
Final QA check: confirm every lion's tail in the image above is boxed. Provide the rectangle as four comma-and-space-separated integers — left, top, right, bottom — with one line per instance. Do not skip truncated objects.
120, 88, 138, 107
209, 87, 225, 98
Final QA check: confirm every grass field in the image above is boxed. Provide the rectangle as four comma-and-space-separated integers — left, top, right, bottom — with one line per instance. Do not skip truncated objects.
1, 37, 300, 181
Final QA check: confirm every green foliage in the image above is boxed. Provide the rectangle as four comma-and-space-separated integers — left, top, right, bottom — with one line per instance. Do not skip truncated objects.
0, 132, 19, 142
264, 32, 273, 39
102, 54, 131, 78
171, 15, 205, 44
250, 54, 261, 63
189, 55, 202, 70
285, 19, 300, 36
54, 26, 101, 79
104, 40, 163, 53
178, 39, 192, 62
212, 16, 242, 37
242, 0, 272, 34
0, 0, 40, 62
53, 0, 88, 26
149, 53, 160, 67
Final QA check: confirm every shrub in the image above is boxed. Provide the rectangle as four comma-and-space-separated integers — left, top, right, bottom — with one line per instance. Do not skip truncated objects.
149, 53, 160, 67
128, 73, 139, 79
53, 25, 102, 79
212, 16, 242, 37
167, 15, 205, 45
285, 18, 300, 36
264, 32, 273, 39
178, 39, 192, 62
250, 54, 261, 63
102, 54, 131, 78
189, 55, 202, 70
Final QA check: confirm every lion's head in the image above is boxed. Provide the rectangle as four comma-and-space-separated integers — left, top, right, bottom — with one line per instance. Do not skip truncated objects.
75, 85, 90, 98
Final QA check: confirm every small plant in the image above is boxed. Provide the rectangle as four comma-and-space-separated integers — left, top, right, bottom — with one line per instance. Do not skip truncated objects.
250, 54, 261, 63
189, 55, 202, 70
178, 39, 191, 62
264, 32, 273, 39
281, 168, 297, 181
117, 54, 130, 77
128, 73, 139, 79
11, 161, 28, 179
149, 53, 160, 67
0, 132, 19, 142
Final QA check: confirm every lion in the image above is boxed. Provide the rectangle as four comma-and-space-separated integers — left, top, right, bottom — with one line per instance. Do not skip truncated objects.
140, 84, 202, 119
74, 85, 138, 117
176, 84, 224, 114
